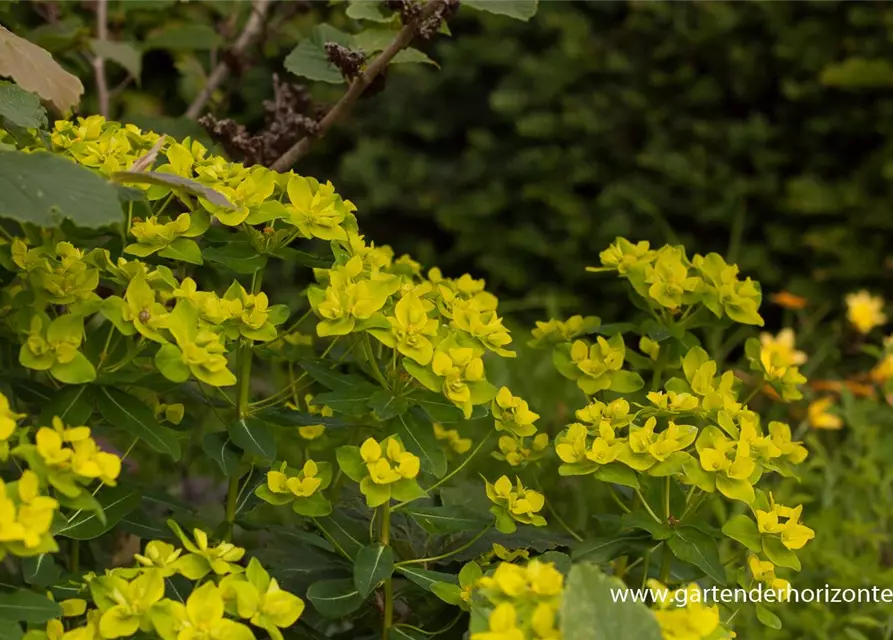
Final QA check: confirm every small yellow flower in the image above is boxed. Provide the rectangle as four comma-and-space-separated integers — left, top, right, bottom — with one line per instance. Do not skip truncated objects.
759, 328, 806, 370
433, 423, 473, 455
808, 397, 843, 430
845, 290, 887, 334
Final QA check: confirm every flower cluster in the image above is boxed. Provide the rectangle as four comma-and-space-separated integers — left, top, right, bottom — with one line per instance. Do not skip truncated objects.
485, 475, 547, 533
336, 437, 424, 507
255, 459, 333, 516
471, 560, 564, 640
31, 522, 304, 640
648, 581, 733, 640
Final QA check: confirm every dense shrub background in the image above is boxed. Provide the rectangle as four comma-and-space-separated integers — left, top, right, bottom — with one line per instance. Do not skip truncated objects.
313, 2, 893, 319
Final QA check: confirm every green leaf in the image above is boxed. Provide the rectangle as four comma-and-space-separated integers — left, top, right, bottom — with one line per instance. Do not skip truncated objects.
284, 25, 354, 84
145, 23, 223, 51
306, 579, 365, 618
228, 417, 276, 460
346, 1, 394, 22
368, 389, 409, 420
158, 237, 203, 265
111, 171, 233, 208
620, 512, 673, 540
405, 505, 490, 534
0, 589, 61, 624
203, 243, 268, 275
609, 370, 645, 393
314, 384, 380, 417
593, 463, 640, 489
390, 48, 438, 67
257, 407, 349, 429
40, 384, 94, 426
353, 29, 397, 55
0, 622, 22, 640
756, 604, 782, 630
313, 513, 366, 559
55, 484, 141, 540
721, 514, 762, 552
353, 544, 394, 598
561, 563, 662, 639
463, 0, 539, 21
90, 39, 142, 79
397, 566, 457, 592
667, 526, 725, 584
0, 82, 47, 129
300, 359, 372, 391
97, 386, 181, 459
762, 536, 801, 571
571, 533, 649, 564
393, 409, 447, 478
0, 151, 123, 229
21, 554, 61, 588
201, 432, 241, 477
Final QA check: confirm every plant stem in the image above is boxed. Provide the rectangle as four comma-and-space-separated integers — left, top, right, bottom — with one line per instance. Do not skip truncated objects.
380, 503, 393, 640
607, 485, 632, 514
636, 489, 662, 524
659, 542, 672, 584
92, 0, 109, 117
363, 335, 389, 389
69, 540, 79, 573
663, 477, 671, 520
396, 524, 493, 567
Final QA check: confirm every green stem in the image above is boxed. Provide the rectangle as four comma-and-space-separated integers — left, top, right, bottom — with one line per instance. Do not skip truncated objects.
663, 477, 671, 520
607, 485, 632, 514
659, 542, 672, 584
636, 489, 662, 524
396, 524, 493, 567
69, 540, 79, 573
380, 503, 393, 640
393, 431, 493, 511
363, 334, 389, 389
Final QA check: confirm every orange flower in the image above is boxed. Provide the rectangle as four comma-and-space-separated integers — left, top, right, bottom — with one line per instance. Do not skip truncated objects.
770, 291, 808, 310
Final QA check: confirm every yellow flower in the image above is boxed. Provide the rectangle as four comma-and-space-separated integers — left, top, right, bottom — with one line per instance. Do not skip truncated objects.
492, 387, 539, 438
471, 602, 524, 640
808, 397, 843, 430
845, 290, 887, 334
133, 540, 183, 577
360, 438, 420, 485
554, 423, 588, 464
870, 354, 893, 383
759, 328, 806, 370
0, 392, 24, 443
286, 460, 323, 498
485, 476, 546, 531
433, 423, 473, 455
494, 433, 548, 467
652, 582, 721, 640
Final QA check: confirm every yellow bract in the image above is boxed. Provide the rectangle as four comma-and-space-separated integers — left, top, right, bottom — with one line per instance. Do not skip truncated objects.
845, 290, 887, 334
360, 437, 420, 485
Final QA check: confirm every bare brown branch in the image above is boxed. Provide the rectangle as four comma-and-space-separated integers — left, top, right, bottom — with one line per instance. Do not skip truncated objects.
185, 0, 273, 120
270, 0, 447, 172
92, 0, 109, 117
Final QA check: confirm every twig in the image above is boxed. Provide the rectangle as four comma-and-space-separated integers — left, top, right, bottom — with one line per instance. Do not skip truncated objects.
92, 0, 109, 117
270, 0, 446, 171
185, 0, 273, 119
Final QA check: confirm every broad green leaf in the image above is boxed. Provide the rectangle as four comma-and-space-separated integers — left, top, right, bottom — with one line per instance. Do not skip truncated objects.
201, 432, 241, 477
314, 384, 379, 417
97, 386, 182, 459
353, 544, 394, 597
393, 409, 447, 478
90, 39, 142, 79
609, 370, 645, 393
0, 622, 22, 640
571, 533, 649, 564
284, 25, 354, 84
21, 554, 61, 588
257, 407, 349, 429
55, 484, 141, 540
158, 237, 203, 265
0, 151, 123, 228
306, 579, 365, 618
405, 505, 491, 534
667, 526, 725, 584
228, 417, 276, 460
111, 171, 233, 208
353, 29, 396, 55
40, 384, 94, 426
762, 536, 801, 571
463, 0, 539, 21
145, 23, 223, 51
346, 2, 394, 22
313, 513, 366, 559
620, 512, 673, 540
300, 359, 373, 391
593, 463, 640, 489
756, 604, 782, 629
0, 26, 84, 112
560, 563, 662, 640
0, 589, 62, 623
0, 82, 47, 129
397, 566, 457, 592
721, 514, 762, 552
368, 389, 409, 420
390, 48, 438, 67
203, 243, 268, 275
